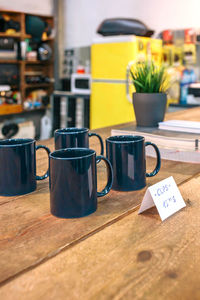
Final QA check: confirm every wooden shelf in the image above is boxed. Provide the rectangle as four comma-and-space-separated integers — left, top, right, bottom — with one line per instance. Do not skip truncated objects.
0, 33, 31, 39
0, 104, 23, 115
10, 85, 19, 89
24, 60, 53, 64
0, 60, 52, 65
0, 60, 19, 64
0, 105, 47, 116
0, 60, 51, 64
0, 32, 52, 40
22, 34, 32, 39
25, 83, 53, 88
0, 10, 54, 116
23, 107, 47, 113
0, 32, 21, 38
42, 37, 54, 42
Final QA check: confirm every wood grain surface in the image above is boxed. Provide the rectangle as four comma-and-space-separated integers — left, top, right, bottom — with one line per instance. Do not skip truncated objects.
1, 176, 200, 300
1, 148, 199, 284
1, 107, 200, 299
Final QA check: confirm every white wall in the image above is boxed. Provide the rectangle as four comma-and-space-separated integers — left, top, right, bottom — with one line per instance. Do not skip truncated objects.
0, 0, 53, 15
64, 0, 200, 48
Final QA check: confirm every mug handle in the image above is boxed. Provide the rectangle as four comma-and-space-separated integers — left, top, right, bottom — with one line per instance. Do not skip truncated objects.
36, 145, 51, 180
88, 132, 104, 155
96, 155, 113, 197
145, 142, 161, 177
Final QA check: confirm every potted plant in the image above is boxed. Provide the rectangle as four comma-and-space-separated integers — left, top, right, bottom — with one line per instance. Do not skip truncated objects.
130, 61, 168, 127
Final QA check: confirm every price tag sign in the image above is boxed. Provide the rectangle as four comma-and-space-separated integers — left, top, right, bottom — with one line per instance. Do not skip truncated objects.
138, 176, 186, 221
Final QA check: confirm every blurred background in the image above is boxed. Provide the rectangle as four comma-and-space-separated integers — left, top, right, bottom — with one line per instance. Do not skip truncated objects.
0, 0, 200, 139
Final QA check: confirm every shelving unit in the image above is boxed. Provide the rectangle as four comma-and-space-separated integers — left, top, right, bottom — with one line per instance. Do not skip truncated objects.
25, 83, 52, 88
0, 104, 23, 116
0, 10, 54, 115
0, 60, 20, 64
0, 33, 31, 39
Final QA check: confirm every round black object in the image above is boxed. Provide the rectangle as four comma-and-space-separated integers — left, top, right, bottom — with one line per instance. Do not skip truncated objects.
2, 123, 19, 138
26, 15, 45, 42
38, 43, 52, 61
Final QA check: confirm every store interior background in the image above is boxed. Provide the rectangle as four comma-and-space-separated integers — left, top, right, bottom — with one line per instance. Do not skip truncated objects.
0, 0, 199, 139
64, 0, 200, 48
1, 0, 200, 46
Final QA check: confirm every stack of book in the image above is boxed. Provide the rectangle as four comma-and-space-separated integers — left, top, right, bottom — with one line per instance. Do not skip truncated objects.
158, 120, 200, 134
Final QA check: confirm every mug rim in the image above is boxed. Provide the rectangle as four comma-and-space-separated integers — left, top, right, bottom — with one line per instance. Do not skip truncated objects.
54, 127, 88, 135
106, 135, 144, 143
0, 138, 35, 147
50, 147, 95, 160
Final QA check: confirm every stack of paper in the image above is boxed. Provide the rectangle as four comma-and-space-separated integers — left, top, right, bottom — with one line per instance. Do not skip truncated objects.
158, 120, 200, 134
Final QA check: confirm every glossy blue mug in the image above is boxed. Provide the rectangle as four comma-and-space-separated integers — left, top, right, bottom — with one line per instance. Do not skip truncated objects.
106, 135, 161, 191
49, 148, 113, 218
54, 127, 104, 155
0, 138, 50, 196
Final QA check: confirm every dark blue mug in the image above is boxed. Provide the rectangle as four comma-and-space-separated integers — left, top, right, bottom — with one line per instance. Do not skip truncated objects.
0, 138, 50, 196
106, 135, 161, 191
54, 127, 104, 155
49, 148, 113, 218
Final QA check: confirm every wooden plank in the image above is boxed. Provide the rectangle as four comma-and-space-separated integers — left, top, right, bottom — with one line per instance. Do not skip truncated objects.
0, 176, 200, 299
0, 33, 21, 38
25, 83, 53, 88
0, 60, 20, 64
0, 104, 23, 116
25, 60, 52, 64
0, 136, 200, 284
0, 32, 31, 39
1, 107, 200, 289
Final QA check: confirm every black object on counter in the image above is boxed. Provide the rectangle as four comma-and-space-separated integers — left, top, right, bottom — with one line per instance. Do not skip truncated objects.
106, 135, 161, 191
49, 148, 113, 218
97, 18, 154, 37
54, 127, 104, 155
0, 139, 50, 196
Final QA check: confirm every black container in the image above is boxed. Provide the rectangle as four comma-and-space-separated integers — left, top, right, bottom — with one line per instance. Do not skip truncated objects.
106, 135, 161, 191
49, 148, 113, 218
133, 93, 167, 127
54, 127, 104, 155
0, 138, 50, 196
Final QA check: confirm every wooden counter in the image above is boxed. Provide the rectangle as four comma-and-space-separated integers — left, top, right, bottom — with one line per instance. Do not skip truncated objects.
1, 107, 200, 299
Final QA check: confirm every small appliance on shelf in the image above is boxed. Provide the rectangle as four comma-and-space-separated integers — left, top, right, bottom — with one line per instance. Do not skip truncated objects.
71, 73, 91, 95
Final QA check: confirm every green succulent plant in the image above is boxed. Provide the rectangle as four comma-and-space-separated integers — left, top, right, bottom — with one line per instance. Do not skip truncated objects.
130, 61, 168, 93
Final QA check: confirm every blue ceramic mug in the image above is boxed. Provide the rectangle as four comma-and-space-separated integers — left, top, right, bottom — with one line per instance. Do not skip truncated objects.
49, 148, 113, 218
0, 138, 50, 196
54, 127, 104, 155
106, 135, 161, 191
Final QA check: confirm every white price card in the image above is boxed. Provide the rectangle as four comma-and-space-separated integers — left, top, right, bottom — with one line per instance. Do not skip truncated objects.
138, 176, 186, 221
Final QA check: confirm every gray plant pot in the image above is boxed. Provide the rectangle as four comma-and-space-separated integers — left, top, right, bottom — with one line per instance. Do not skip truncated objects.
133, 92, 167, 127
